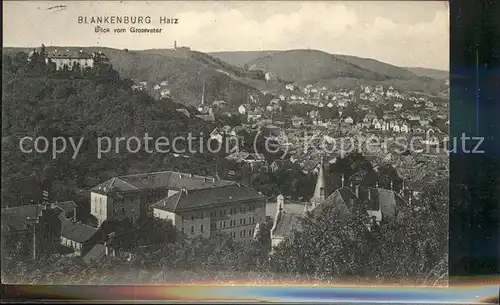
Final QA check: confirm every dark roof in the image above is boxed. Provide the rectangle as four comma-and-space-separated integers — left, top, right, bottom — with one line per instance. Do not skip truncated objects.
272, 212, 303, 238
47, 50, 93, 59
52, 201, 77, 215
60, 218, 98, 243
316, 186, 408, 222
82, 244, 106, 265
91, 171, 236, 195
151, 184, 266, 212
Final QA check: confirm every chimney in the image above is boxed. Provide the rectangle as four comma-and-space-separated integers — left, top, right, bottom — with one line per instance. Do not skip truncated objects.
341, 174, 345, 188
375, 181, 379, 188
355, 185, 360, 198
105, 241, 108, 256
390, 180, 394, 191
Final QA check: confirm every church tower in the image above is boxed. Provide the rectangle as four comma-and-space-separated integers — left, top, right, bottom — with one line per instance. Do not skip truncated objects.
310, 156, 326, 208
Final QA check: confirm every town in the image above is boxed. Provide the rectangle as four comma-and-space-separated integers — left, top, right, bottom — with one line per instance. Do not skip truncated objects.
2, 43, 449, 284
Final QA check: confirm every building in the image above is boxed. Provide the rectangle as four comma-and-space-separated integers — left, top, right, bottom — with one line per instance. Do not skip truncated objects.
60, 217, 99, 256
92, 171, 231, 226
45, 49, 107, 71
270, 194, 308, 249
91, 171, 266, 242
151, 182, 266, 241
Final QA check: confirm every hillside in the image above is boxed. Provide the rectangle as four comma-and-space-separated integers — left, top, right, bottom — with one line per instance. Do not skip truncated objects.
4, 47, 448, 99
214, 49, 447, 95
3, 47, 269, 107
210, 51, 281, 68
404, 67, 449, 80
1, 56, 221, 208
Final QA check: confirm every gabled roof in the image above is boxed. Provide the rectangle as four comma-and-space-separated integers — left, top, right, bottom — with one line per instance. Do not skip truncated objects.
82, 244, 106, 265
91, 171, 235, 195
195, 114, 215, 122
272, 212, 303, 239
60, 218, 98, 243
1, 201, 77, 232
151, 184, 266, 213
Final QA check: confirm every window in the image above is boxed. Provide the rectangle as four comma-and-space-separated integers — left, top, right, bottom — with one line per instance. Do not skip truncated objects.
201, 225, 204, 233
243, 218, 246, 225
211, 223, 216, 230
181, 227, 185, 234
191, 226, 194, 234
249, 216, 252, 223
249, 229, 253, 236
242, 230, 246, 237
122, 207, 125, 214
191, 215, 194, 221
240, 219, 243, 225
223, 221, 226, 228
220, 210, 223, 217
200, 212, 203, 218
220, 222, 223, 228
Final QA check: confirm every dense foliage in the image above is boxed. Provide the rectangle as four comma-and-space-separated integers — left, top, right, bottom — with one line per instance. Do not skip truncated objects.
270, 180, 448, 282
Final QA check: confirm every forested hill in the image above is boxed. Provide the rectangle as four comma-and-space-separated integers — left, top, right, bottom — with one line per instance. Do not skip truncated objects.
3, 47, 269, 108
2, 52, 218, 209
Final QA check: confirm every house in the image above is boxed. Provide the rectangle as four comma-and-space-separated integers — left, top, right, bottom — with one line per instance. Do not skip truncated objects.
45, 49, 103, 71
344, 117, 354, 124
285, 84, 295, 91
151, 183, 266, 240
210, 128, 224, 144
238, 105, 247, 115
59, 218, 99, 256
392, 124, 401, 133
270, 179, 410, 251
195, 113, 215, 122
394, 102, 403, 110
265, 72, 278, 82
270, 194, 308, 249
247, 111, 262, 122
291, 116, 305, 127
160, 89, 171, 98
154, 84, 161, 90
400, 123, 410, 133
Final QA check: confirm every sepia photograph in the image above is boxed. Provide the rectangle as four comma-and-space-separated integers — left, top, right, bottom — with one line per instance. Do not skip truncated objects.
2, 1, 450, 286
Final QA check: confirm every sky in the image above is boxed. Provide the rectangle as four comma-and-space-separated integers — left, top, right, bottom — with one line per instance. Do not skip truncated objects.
3, 1, 449, 70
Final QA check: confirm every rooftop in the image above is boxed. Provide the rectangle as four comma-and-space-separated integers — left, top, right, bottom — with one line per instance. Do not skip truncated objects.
60, 217, 98, 243
91, 171, 236, 195
151, 183, 266, 212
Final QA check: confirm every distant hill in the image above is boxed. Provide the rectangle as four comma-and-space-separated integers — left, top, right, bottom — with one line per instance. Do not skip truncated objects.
4, 46, 447, 99
242, 49, 445, 95
210, 51, 280, 68
404, 67, 449, 80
